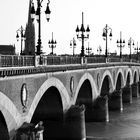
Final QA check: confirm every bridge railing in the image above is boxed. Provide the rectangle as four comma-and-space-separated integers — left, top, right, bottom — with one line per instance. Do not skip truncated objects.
108, 57, 120, 62
86, 56, 106, 63
107, 57, 139, 63
0, 55, 34, 67
42, 56, 81, 65
0, 55, 139, 67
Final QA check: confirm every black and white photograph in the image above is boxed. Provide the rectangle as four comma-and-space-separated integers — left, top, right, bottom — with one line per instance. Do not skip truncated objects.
0, 0, 140, 139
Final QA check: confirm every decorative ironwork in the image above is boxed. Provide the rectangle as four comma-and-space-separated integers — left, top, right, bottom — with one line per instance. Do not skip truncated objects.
76, 12, 90, 57
102, 24, 112, 58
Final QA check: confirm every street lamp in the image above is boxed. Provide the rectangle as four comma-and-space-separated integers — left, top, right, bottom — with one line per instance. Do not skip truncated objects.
86, 42, 92, 56
116, 31, 125, 59
128, 37, 134, 60
48, 32, 57, 55
70, 38, 76, 56
134, 42, 140, 61
16, 26, 26, 55
30, 0, 51, 55
102, 24, 112, 59
97, 45, 102, 55
76, 12, 90, 57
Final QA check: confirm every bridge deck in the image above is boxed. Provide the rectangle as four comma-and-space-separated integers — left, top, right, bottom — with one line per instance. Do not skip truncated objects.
0, 62, 139, 78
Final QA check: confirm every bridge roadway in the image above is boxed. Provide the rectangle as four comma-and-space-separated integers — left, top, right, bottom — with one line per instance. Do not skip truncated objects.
0, 61, 140, 139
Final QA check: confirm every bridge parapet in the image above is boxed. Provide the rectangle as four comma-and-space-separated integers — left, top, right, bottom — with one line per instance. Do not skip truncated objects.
0, 55, 140, 67
0, 61, 140, 77
0, 55, 34, 67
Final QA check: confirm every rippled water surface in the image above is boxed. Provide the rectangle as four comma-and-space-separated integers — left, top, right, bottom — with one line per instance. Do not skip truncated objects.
86, 98, 140, 140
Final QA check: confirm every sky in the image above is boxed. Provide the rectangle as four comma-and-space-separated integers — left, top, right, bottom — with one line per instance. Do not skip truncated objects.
0, 0, 140, 55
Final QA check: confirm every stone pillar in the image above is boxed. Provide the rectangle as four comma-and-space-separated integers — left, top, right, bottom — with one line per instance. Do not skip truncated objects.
63, 105, 86, 140
35, 55, 40, 67
132, 82, 139, 98
108, 89, 123, 112
81, 57, 84, 64
106, 57, 108, 63
92, 95, 109, 122
122, 85, 132, 103
84, 57, 87, 64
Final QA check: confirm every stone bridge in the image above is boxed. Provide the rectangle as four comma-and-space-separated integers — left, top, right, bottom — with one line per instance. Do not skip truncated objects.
0, 62, 140, 139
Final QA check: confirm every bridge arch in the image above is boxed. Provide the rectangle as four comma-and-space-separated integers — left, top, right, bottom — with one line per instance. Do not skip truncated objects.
115, 69, 125, 90
74, 72, 98, 121
99, 70, 114, 95
133, 69, 139, 83
27, 77, 70, 123
0, 111, 9, 139
74, 72, 98, 105
125, 68, 133, 85
0, 91, 21, 138
31, 86, 64, 124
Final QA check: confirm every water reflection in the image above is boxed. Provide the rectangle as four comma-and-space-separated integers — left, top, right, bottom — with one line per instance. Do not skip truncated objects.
86, 98, 140, 139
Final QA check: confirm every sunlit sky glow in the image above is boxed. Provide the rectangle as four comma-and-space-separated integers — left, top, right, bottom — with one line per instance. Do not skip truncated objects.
0, 0, 140, 55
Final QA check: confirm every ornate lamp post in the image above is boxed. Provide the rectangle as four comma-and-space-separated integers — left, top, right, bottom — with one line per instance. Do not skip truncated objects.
48, 32, 57, 55
102, 24, 112, 59
30, 0, 51, 55
134, 42, 140, 61
97, 45, 102, 55
70, 38, 76, 56
76, 12, 90, 57
128, 37, 134, 60
16, 26, 26, 55
86, 42, 92, 56
117, 31, 125, 59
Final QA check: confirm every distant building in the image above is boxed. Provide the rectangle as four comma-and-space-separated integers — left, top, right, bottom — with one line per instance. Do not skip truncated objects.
24, 0, 35, 55
0, 45, 15, 55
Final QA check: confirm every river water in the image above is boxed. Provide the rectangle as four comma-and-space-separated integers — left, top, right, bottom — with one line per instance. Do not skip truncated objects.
86, 97, 140, 140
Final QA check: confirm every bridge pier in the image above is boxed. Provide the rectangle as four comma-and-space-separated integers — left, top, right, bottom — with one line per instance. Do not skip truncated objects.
132, 83, 139, 98
63, 105, 86, 140
108, 89, 123, 112
122, 85, 132, 103
39, 105, 86, 140
92, 95, 109, 122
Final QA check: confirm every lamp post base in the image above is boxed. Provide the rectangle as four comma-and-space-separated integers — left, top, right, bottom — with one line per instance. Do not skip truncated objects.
81, 56, 87, 65
105, 58, 108, 63
35, 55, 40, 67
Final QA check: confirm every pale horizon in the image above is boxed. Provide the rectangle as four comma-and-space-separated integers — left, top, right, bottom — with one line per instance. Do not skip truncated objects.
0, 0, 140, 55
